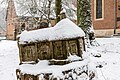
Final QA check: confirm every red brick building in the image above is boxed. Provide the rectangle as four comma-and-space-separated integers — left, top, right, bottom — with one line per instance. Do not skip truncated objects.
91, 0, 120, 36
73, 0, 120, 36
6, 0, 41, 40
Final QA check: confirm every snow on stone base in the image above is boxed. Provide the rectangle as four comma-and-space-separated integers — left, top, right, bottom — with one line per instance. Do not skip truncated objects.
17, 59, 97, 80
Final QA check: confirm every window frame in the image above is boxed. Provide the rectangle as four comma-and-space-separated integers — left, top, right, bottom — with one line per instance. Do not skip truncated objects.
94, 0, 104, 20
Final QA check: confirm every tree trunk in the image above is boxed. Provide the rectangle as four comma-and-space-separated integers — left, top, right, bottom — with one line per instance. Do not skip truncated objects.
77, 0, 98, 46
55, 0, 62, 23
77, 0, 92, 33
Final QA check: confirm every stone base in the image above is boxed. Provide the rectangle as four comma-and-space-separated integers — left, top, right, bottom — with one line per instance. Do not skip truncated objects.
16, 64, 96, 80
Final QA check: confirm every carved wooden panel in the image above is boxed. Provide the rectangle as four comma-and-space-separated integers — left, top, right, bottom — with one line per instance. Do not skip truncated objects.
21, 44, 37, 62
62, 41, 68, 59
53, 41, 64, 59
78, 38, 84, 51
18, 38, 85, 62
68, 40, 78, 55
37, 42, 51, 60
24, 74, 38, 80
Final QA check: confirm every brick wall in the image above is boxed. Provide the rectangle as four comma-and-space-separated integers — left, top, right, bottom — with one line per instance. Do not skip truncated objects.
117, 0, 120, 28
91, 0, 115, 30
6, 0, 17, 40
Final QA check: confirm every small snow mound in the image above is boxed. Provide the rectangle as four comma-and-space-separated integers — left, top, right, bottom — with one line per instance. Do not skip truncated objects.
67, 54, 82, 62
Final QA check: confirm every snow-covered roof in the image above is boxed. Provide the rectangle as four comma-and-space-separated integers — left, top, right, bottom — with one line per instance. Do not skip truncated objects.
19, 18, 85, 44
49, 18, 85, 40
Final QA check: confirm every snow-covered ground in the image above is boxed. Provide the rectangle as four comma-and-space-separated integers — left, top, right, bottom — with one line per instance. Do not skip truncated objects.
88, 38, 120, 80
0, 40, 19, 80
0, 38, 120, 80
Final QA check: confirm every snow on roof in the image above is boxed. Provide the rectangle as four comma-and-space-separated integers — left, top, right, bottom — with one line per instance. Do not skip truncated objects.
19, 18, 85, 44
49, 18, 85, 40
19, 28, 52, 43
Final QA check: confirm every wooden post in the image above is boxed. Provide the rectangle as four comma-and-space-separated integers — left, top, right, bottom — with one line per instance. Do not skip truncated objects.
66, 41, 70, 56
50, 42, 54, 59
82, 37, 86, 51
19, 45, 23, 64
35, 43, 38, 62
52, 41, 55, 59
62, 41, 67, 59
77, 39, 81, 57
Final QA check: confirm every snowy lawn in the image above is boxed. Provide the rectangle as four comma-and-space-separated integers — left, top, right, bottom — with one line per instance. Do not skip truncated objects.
88, 38, 120, 80
0, 38, 120, 80
0, 40, 19, 80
